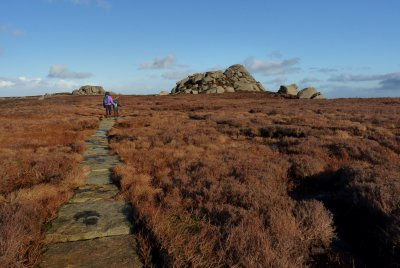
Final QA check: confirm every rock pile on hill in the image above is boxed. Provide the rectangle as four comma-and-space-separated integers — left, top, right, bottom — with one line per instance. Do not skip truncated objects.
297, 87, 325, 99
72, 85, 105, 95
171, 64, 265, 94
278, 84, 325, 99
278, 84, 298, 96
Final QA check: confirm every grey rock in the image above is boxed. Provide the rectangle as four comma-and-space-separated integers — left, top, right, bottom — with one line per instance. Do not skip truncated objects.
171, 64, 265, 94
225, 87, 235, 93
278, 84, 298, 96
312, 93, 326, 99
216, 86, 225, 94
207, 88, 218, 94
159, 91, 169, 96
203, 76, 214, 83
72, 85, 106, 95
192, 73, 204, 83
234, 81, 255, 92
298, 87, 322, 99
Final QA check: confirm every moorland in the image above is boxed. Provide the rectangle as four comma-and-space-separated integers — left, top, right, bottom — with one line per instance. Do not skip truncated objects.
0, 93, 399, 267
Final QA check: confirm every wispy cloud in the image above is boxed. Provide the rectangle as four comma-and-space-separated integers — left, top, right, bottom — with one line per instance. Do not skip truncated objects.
139, 55, 186, 70
269, 51, 282, 59
95, 0, 111, 9
328, 72, 400, 82
162, 70, 194, 80
0, 76, 79, 96
301, 77, 321, 84
0, 80, 16, 88
309, 67, 338, 73
244, 57, 301, 76
48, 64, 93, 79
266, 77, 288, 85
46, 0, 111, 9
376, 77, 400, 91
0, 24, 25, 37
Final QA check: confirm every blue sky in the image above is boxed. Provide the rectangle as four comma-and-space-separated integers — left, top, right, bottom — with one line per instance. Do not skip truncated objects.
0, 0, 399, 98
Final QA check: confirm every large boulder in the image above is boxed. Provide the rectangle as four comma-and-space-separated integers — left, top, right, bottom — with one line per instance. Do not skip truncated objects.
297, 87, 326, 99
72, 85, 105, 95
171, 64, 265, 94
159, 91, 169, 96
278, 84, 298, 96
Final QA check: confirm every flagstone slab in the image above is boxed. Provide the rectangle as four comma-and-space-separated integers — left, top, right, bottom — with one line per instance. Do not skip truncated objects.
82, 154, 120, 166
40, 235, 142, 268
84, 150, 109, 158
45, 200, 132, 243
86, 161, 118, 172
69, 185, 119, 203
86, 171, 113, 185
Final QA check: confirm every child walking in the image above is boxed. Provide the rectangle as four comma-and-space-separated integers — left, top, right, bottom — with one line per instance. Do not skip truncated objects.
113, 97, 121, 117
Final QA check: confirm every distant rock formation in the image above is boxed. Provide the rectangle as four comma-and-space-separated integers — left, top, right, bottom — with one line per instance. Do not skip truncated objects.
159, 91, 169, 96
297, 87, 325, 99
72, 85, 105, 95
277, 84, 325, 99
278, 84, 298, 96
171, 64, 265, 94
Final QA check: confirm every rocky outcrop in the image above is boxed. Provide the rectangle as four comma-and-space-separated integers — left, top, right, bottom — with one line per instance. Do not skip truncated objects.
72, 85, 105, 95
297, 87, 325, 99
278, 84, 298, 96
171, 64, 265, 94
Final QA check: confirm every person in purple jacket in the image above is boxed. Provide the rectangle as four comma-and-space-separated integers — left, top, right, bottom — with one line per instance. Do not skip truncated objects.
103, 92, 115, 117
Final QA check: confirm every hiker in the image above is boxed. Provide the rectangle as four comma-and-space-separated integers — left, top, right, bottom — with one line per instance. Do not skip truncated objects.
103, 92, 114, 117
113, 97, 121, 117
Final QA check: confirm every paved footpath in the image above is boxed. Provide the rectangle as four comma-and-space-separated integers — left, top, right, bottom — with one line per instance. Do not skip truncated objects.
39, 118, 142, 268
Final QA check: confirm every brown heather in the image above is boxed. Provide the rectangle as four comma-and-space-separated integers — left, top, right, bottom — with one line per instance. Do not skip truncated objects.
1, 93, 399, 267
0, 96, 101, 267
109, 93, 400, 267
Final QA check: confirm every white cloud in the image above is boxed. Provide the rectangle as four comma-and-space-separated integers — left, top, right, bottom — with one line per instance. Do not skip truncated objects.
0, 24, 25, 37
0, 76, 80, 97
244, 57, 301, 76
269, 51, 282, 59
266, 77, 288, 85
139, 55, 178, 70
309, 67, 338, 73
300, 77, 321, 84
45, 0, 111, 9
0, 80, 16, 88
48, 64, 93, 79
95, 0, 111, 9
70, 0, 90, 5
162, 70, 194, 80
205, 66, 224, 72
328, 72, 400, 82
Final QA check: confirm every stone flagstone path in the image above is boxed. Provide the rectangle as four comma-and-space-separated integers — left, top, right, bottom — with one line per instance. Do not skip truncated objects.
39, 118, 142, 268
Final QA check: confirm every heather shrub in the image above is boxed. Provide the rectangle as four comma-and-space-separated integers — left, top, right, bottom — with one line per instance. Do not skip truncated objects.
110, 93, 399, 267
0, 96, 100, 266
